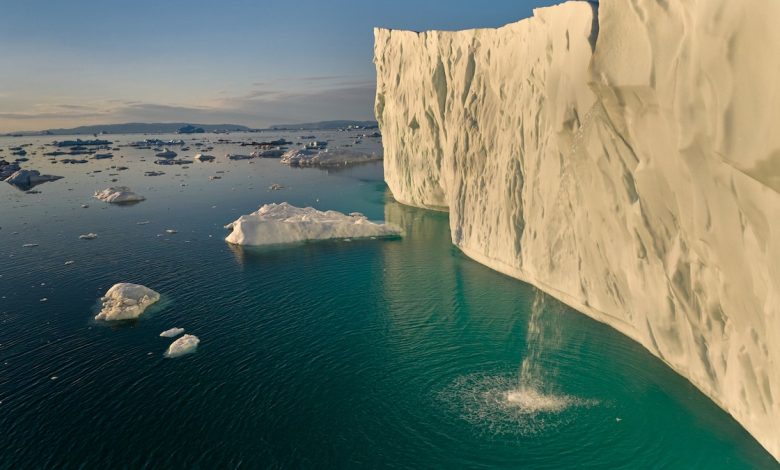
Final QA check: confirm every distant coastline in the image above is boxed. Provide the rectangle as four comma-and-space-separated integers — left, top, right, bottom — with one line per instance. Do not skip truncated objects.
4, 120, 379, 136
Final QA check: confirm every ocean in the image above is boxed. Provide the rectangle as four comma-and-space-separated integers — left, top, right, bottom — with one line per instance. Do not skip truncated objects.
0, 132, 775, 468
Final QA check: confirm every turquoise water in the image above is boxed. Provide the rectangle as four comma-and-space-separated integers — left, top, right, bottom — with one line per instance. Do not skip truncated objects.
0, 133, 777, 468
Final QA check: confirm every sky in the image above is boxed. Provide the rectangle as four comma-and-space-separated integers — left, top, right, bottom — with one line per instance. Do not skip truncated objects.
0, 0, 561, 132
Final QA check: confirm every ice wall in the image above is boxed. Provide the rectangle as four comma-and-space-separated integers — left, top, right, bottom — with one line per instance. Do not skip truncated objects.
374, 0, 780, 460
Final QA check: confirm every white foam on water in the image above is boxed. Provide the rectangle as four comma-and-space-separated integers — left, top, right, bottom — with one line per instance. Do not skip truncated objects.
504, 387, 571, 413
439, 373, 598, 437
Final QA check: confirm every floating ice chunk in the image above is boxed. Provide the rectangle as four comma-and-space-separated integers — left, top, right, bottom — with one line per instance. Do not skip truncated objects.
94, 283, 160, 321
160, 327, 185, 338
93, 186, 145, 204
281, 148, 382, 167
165, 334, 199, 357
79, 233, 98, 240
224, 202, 402, 246
64, 260, 75, 265
22, 243, 38, 247
155, 148, 177, 158
251, 149, 284, 158
5, 169, 63, 190
165, 229, 177, 234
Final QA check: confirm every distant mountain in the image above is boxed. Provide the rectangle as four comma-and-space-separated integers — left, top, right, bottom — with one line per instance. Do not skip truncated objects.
269, 120, 378, 130
6, 123, 253, 136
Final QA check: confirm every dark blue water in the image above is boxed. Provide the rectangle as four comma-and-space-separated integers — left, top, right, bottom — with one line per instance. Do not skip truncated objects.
0, 134, 777, 468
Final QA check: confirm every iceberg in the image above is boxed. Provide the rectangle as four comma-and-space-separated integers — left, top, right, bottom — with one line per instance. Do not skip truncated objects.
160, 327, 185, 338
164, 334, 199, 358
281, 148, 382, 167
375, 0, 780, 460
4, 169, 63, 190
93, 186, 145, 204
94, 283, 160, 321
224, 202, 402, 246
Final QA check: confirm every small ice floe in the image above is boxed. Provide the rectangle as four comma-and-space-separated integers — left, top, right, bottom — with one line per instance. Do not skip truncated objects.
165, 229, 177, 234
268, 183, 284, 190
93, 186, 145, 204
64, 260, 75, 265
160, 327, 185, 338
155, 148, 177, 158
224, 202, 402, 246
137, 220, 150, 225
94, 283, 160, 321
251, 149, 284, 158
79, 233, 98, 240
164, 334, 199, 358
226, 153, 253, 160
81, 204, 89, 208
22, 243, 38, 247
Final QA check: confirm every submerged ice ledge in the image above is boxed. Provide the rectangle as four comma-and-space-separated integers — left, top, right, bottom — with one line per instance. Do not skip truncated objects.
374, 0, 780, 460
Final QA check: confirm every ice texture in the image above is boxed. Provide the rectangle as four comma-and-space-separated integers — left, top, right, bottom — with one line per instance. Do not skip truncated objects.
165, 334, 199, 358
375, 0, 780, 460
224, 202, 401, 246
93, 186, 145, 204
94, 283, 160, 321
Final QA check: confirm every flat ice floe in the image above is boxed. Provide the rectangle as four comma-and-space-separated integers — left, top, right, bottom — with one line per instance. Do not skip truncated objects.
165, 334, 199, 357
224, 202, 402, 246
94, 283, 160, 321
93, 186, 145, 204
281, 148, 382, 167
160, 327, 185, 338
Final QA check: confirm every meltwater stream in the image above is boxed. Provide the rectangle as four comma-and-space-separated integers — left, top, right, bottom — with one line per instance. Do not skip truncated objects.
440, 290, 598, 439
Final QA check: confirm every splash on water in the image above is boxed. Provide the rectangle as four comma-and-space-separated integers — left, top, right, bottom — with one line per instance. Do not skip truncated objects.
504, 386, 571, 413
440, 290, 598, 436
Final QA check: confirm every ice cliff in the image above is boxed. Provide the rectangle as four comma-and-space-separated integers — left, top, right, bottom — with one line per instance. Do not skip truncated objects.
374, 0, 780, 460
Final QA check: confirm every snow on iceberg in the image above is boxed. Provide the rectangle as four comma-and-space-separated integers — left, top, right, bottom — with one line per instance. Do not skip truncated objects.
224, 202, 401, 246
94, 283, 160, 321
165, 334, 199, 358
93, 186, 145, 204
160, 327, 185, 338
